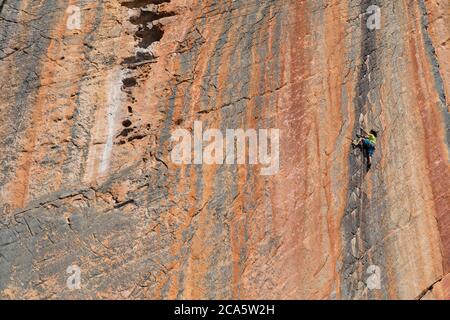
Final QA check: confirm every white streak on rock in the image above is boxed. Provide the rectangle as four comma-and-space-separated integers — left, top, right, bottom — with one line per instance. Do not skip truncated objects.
100, 68, 124, 174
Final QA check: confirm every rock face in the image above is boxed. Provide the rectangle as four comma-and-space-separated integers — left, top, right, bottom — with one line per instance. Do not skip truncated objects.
0, 0, 448, 299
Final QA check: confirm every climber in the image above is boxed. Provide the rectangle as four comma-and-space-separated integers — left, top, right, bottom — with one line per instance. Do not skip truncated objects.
352, 128, 377, 168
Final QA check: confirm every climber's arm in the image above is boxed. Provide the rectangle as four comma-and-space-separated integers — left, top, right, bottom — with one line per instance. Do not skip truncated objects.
360, 127, 369, 136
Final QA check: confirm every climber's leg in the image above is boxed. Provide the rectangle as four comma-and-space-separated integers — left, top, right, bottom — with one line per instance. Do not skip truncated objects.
363, 140, 375, 169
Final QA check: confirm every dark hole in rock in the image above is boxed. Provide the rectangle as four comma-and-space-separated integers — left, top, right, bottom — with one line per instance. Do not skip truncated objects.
122, 77, 137, 88
130, 10, 175, 25
121, 0, 170, 9
122, 119, 132, 127
122, 51, 156, 67
174, 118, 183, 125
128, 106, 133, 113
136, 24, 164, 48
128, 134, 147, 142
118, 128, 134, 137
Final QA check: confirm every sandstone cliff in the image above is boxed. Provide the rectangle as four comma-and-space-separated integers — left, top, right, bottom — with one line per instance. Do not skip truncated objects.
0, 0, 449, 299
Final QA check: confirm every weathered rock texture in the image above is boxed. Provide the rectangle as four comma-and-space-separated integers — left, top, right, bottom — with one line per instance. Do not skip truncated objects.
0, 0, 449, 299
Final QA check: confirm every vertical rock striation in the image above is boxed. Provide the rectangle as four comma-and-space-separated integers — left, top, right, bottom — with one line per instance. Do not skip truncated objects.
0, 0, 448, 299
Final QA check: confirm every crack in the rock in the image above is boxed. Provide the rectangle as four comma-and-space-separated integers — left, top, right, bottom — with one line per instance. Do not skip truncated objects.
341, 0, 382, 299
416, 273, 448, 300
0, 0, 7, 16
